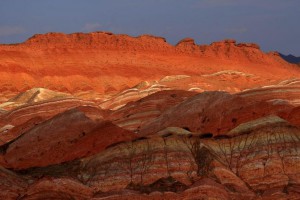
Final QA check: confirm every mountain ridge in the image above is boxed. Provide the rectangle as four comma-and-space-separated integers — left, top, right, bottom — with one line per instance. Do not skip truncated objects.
1, 31, 300, 199
280, 53, 300, 64
0, 31, 299, 99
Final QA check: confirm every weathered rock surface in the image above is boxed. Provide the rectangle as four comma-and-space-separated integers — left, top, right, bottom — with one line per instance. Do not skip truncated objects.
99, 71, 267, 110
108, 90, 197, 131
0, 167, 28, 199
139, 82, 300, 136
2, 107, 134, 169
0, 33, 300, 199
73, 117, 299, 200
0, 82, 299, 199
0, 88, 72, 110
21, 178, 93, 200
0, 31, 299, 98
0, 84, 300, 199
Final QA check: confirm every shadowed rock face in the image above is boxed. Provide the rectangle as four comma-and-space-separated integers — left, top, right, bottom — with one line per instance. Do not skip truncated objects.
0, 83, 299, 199
139, 92, 291, 137
77, 118, 300, 199
0, 166, 28, 199
1, 33, 300, 199
2, 107, 134, 169
21, 178, 93, 200
108, 90, 198, 132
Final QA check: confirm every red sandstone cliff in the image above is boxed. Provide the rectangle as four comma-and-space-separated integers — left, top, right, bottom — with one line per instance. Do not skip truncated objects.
0, 32, 298, 98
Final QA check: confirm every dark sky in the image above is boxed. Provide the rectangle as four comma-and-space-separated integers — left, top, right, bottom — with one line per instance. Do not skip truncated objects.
0, 0, 299, 55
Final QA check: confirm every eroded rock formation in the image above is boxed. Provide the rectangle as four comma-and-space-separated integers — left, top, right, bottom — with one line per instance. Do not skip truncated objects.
0, 32, 299, 98
0, 32, 300, 199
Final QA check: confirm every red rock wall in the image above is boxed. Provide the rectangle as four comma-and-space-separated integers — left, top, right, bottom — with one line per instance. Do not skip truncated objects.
0, 32, 298, 96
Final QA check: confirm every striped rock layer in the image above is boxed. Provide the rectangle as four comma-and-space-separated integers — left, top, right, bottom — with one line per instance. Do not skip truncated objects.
0, 32, 299, 99
0, 81, 299, 199
0, 32, 300, 199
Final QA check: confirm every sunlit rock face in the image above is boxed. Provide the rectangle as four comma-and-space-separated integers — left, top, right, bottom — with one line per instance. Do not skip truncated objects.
0, 31, 299, 99
1, 32, 300, 199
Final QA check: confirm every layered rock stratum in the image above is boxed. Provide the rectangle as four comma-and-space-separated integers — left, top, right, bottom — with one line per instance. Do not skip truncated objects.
0, 32, 300, 199
0, 32, 299, 99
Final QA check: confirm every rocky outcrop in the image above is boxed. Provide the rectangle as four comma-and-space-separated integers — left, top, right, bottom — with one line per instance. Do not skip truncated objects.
99, 72, 274, 111
0, 167, 28, 199
1, 88, 72, 110
21, 178, 93, 200
0, 82, 299, 198
0, 97, 97, 127
77, 115, 300, 199
108, 90, 197, 131
139, 82, 300, 136
0, 32, 298, 97
236, 43, 260, 49
176, 38, 195, 46
1, 31, 300, 199
2, 107, 134, 169
175, 38, 198, 53
22, 32, 170, 51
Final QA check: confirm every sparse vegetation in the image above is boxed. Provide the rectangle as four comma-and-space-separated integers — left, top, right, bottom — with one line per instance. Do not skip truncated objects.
179, 135, 214, 177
